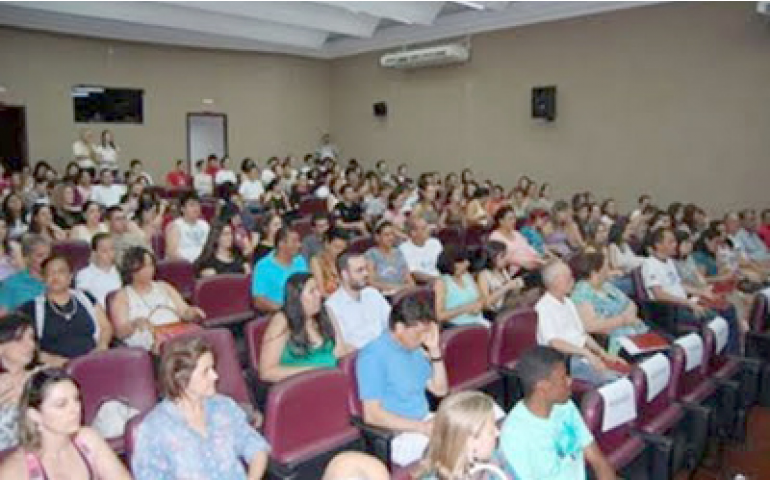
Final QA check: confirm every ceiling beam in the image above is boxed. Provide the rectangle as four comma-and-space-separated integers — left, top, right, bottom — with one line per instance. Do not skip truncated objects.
0, 3, 329, 57
4, 1, 328, 49
168, 1, 379, 38
316, 1, 444, 26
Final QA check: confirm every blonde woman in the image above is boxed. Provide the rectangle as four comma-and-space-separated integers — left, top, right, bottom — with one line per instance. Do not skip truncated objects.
415, 391, 508, 480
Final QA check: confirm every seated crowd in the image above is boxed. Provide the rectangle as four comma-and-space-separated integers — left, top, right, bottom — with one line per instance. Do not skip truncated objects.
0, 143, 768, 479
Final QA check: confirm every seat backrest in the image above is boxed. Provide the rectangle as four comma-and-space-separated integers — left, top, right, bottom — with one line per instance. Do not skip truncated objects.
671, 333, 707, 400
150, 232, 165, 259
193, 274, 253, 327
391, 286, 435, 315
162, 328, 251, 405
749, 294, 768, 332
298, 198, 327, 216
52, 240, 91, 272
155, 259, 195, 299
338, 352, 363, 417
347, 236, 375, 255
464, 225, 488, 248
581, 377, 638, 459
630, 267, 648, 303
441, 325, 492, 392
489, 308, 538, 369
437, 227, 464, 247
66, 347, 157, 424
263, 369, 356, 465
702, 317, 730, 375
123, 409, 150, 466
629, 353, 675, 428
245, 316, 271, 375
291, 216, 313, 238
200, 201, 216, 222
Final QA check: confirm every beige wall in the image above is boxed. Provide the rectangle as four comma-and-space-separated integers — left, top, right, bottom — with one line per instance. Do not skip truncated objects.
0, 27, 330, 180
330, 2, 770, 213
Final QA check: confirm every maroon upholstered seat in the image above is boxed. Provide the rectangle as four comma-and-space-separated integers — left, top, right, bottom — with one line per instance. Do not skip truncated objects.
123, 410, 150, 466
347, 236, 375, 255
194, 274, 254, 328
298, 198, 327, 216
489, 308, 538, 371
441, 325, 501, 395
263, 369, 360, 472
245, 316, 271, 377
155, 259, 196, 301
52, 240, 91, 272
291, 216, 313, 238
437, 227, 464, 247
66, 347, 157, 454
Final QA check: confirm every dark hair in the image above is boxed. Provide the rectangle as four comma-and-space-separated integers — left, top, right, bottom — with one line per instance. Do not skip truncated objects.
569, 251, 605, 282
105, 205, 124, 220
179, 191, 201, 208
194, 221, 243, 274
311, 212, 331, 226
638, 194, 651, 205
2, 192, 27, 224
130, 159, 143, 169
91, 232, 111, 252
516, 346, 567, 398
374, 220, 393, 236
335, 250, 362, 274
472, 187, 489, 200
648, 227, 671, 251
19, 368, 78, 449
266, 178, 281, 192
120, 246, 155, 285
29, 203, 53, 234
134, 199, 158, 227
607, 218, 629, 246
437, 244, 468, 276
389, 293, 435, 330
0, 312, 34, 346
481, 241, 507, 270
281, 273, 335, 357
693, 227, 721, 258
275, 226, 298, 250
674, 230, 691, 260
493, 205, 515, 230
324, 227, 350, 245
41, 254, 72, 275
539, 183, 550, 198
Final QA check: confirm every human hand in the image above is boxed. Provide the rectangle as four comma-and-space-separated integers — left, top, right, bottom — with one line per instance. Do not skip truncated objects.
467, 300, 484, 315
419, 419, 434, 437
184, 307, 207, 321
587, 354, 607, 372
507, 277, 525, 291
421, 322, 441, 358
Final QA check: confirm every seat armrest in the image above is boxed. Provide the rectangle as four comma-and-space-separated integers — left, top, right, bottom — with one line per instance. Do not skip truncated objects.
632, 429, 673, 480
351, 416, 396, 465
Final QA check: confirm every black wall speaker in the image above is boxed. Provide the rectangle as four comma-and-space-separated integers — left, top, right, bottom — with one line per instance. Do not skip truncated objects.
373, 101, 388, 118
531, 86, 556, 121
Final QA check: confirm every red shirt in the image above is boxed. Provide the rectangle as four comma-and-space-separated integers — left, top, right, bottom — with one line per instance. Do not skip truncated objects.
166, 171, 190, 188
204, 165, 220, 177
758, 224, 770, 249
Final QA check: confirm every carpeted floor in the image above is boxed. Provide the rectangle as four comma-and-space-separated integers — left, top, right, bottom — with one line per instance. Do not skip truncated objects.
680, 406, 770, 480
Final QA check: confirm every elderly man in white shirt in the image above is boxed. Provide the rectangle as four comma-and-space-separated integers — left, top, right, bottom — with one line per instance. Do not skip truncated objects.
326, 252, 391, 350
536, 261, 625, 386
399, 217, 443, 285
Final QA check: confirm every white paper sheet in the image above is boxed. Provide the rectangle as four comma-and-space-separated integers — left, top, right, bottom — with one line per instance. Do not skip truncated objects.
598, 377, 637, 433
617, 336, 641, 355
639, 353, 671, 402
708, 316, 729, 355
675, 333, 703, 372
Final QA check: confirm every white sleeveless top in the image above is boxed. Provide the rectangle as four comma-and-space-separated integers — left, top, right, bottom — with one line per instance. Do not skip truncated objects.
172, 218, 209, 263
124, 282, 180, 349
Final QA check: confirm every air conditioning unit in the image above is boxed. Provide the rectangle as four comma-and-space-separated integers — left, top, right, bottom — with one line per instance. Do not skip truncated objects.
380, 44, 470, 69
758, 1, 770, 15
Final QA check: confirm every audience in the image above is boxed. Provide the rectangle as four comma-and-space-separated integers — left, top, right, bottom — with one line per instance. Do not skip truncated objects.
28, 204, 65, 242
434, 245, 488, 328
259, 273, 348, 383
252, 226, 308, 313
165, 191, 210, 263
356, 294, 448, 467
366, 221, 415, 296
500, 346, 617, 480
69, 200, 107, 243
0, 235, 51, 313
536, 261, 624, 386
110, 246, 205, 351
75, 233, 121, 308
489, 206, 544, 276
326, 252, 391, 350
253, 211, 282, 263
477, 241, 525, 317
400, 217, 443, 285
0, 368, 131, 479
194, 221, 250, 277
310, 227, 350, 298
19, 255, 112, 366
132, 337, 269, 479
570, 251, 649, 355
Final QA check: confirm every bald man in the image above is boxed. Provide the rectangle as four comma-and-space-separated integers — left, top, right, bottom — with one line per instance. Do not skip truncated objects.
535, 261, 625, 386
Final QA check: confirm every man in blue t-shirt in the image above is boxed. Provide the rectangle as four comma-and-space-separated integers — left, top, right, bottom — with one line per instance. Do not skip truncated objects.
500, 346, 616, 480
355, 294, 448, 467
0, 234, 50, 314
251, 226, 308, 313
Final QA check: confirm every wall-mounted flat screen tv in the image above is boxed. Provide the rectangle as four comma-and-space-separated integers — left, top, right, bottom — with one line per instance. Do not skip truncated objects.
72, 85, 144, 124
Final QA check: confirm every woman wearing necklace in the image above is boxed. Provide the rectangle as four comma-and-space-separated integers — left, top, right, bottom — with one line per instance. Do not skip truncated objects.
18, 255, 113, 367
110, 246, 205, 352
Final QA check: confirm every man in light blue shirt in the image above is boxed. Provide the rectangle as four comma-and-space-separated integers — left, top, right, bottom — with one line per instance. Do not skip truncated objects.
355, 294, 448, 467
500, 346, 616, 480
251, 226, 308, 313
0, 234, 50, 314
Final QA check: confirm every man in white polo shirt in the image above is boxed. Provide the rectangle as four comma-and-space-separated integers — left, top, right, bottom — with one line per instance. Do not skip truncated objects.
536, 261, 623, 386
75, 232, 121, 308
326, 251, 391, 350
399, 217, 443, 285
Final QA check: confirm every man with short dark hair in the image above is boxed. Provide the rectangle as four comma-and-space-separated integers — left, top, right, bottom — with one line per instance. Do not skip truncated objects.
399, 216, 443, 284
302, 213, 331, 262
75, 233, 121, 308
326, 252, 390, 349
91, 168, 125, 208
252, 227, 308, 312
107, 205, 148, 264
500, 346, 616, 480
129, 159, 153, 185
165, 192, 210, 263
355, 294, 447, 467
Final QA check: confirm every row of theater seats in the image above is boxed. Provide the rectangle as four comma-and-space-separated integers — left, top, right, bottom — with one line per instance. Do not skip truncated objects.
45, 288, 769, 480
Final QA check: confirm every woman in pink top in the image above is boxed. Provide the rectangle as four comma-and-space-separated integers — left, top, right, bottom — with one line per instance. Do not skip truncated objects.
489, 206, 544, 275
